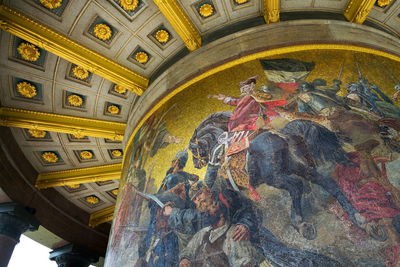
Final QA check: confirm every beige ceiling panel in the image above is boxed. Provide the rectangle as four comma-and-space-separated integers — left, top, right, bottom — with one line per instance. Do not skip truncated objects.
10, 128, 61, 148
177, 0, 229, 34
99, 146, 124, 163
135, 12, 185, 61
381, 12, 400, 35
281, 0, 313, 10
95, 0, 161, 32
97, 80, 135, 103
222, 0, 261, 22
95, 97, 130, 122
54, 58, 103, 94
369, 1, 400, 23
68, 1, 135, 63
52, 83, 98, 119
116, 39, 164, 77
0, 32, 58, 81
8, 0, 89, 34
0, 71, 53, 113
57, 133, 97, 147
15, 144, 73, 173
313, 0, 347, 10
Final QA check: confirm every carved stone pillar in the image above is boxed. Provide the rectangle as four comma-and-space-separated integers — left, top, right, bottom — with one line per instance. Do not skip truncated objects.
0, 202, 40, 267
49, 244, 99, 267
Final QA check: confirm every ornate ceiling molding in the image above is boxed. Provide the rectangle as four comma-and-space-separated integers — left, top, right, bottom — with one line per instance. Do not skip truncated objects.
153, 0, 201, 51
35, 163, 122, 189
0, 107, 126, 141
0, 5, 148, 95
263, 0, 280, 24
344, 0, 376, 24
89, 206, 115, 227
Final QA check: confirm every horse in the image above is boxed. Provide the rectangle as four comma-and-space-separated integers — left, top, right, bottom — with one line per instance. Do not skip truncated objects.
189, 111, 366, 240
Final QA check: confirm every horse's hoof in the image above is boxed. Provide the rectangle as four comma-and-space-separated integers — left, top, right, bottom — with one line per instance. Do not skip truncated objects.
366, 223, 388, 242
295, 222, 317, 240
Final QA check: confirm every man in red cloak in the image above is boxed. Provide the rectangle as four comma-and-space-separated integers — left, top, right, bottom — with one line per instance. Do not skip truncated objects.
208, 75, 287, 132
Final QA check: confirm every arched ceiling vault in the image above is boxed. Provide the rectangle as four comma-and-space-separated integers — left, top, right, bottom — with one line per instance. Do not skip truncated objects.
0, 0, 399, 255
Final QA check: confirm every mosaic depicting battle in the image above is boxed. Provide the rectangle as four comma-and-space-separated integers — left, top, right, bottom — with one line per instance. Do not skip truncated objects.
107, 54, 400, 267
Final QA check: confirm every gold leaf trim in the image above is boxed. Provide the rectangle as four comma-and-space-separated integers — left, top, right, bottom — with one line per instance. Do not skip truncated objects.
155, 29, 169, 43
119, 0, 139, 11
72, 66, 89, 80
28, 129, 46, 138
42, 152, 58, 163
16, 81, 37, 98
135, 51, 149, 63
80, 150, 93, 160
199, 3, 214, 17
93, 23, 112, 41
67, 94, 84, 107
17, 43, 40, 62
39, 0, 62, 9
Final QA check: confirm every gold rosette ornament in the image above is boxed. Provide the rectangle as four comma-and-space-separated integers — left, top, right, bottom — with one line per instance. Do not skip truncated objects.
28, 129, 46, 138
107, 105, 120, 114
72, 66, 89, 80
235, 0, 249, 4
135, 51, 149, 63
93, 24, 112, 41
80, 150, 93, 160
111, 150, 123, 157
114, 85, 127, 94
42, 152, 58, 163
111, 189, 119, 196
155, 30, 169, 43
67, 184, 80, 189
377, 0, 392, 7
119, 0, 139, 11
39, 0, 62, 9
67, 94, 83, 107
17, 43, 40, 62
199, 3, 214, 17
17, 82, 37, 98
85, 196, 100, 204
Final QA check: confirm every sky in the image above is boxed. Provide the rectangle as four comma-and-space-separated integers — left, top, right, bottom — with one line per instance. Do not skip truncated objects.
9, 235, 96, 267
9, 235, 57, 267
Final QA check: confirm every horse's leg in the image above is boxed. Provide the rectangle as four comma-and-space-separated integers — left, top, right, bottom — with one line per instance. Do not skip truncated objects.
308, 169, 364, 226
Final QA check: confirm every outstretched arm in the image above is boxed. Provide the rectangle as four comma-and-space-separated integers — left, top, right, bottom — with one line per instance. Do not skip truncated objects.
208, 94, 239, 106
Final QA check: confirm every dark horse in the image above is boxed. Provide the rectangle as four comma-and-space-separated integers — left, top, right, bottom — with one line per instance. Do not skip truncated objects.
189, 112, 365, 239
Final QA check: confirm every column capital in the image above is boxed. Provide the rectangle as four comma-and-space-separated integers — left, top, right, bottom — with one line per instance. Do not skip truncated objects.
0, 202, 40, 241
50, 244, 99, 267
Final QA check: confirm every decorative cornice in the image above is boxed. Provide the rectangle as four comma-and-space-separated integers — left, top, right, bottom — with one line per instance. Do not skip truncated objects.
35, 163, 122, 189
0, 107, 126, 141
0, 5, 148, 95
263, 0, 280, 24
344, 0, 375, 24
89, 206, 115, 227
153, 0, 201, 51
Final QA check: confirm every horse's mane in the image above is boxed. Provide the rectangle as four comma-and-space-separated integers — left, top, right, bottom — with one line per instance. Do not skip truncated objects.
190, 111, 231, 141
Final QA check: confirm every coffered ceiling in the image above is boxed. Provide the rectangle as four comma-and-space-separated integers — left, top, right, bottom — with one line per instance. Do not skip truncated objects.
0, 0, 400, 230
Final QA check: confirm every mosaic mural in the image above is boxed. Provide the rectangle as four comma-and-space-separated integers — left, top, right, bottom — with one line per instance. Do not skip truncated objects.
106, 50, 400, 267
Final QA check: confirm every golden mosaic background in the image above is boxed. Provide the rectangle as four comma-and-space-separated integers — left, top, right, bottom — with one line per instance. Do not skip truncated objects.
128, 49, 400, 188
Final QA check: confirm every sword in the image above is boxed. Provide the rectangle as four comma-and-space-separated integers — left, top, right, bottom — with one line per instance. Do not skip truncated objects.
131, 184, 165, 208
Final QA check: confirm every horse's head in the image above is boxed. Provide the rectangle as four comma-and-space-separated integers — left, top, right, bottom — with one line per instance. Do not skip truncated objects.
189, 112, 232, 169
189, 136, 209, 169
